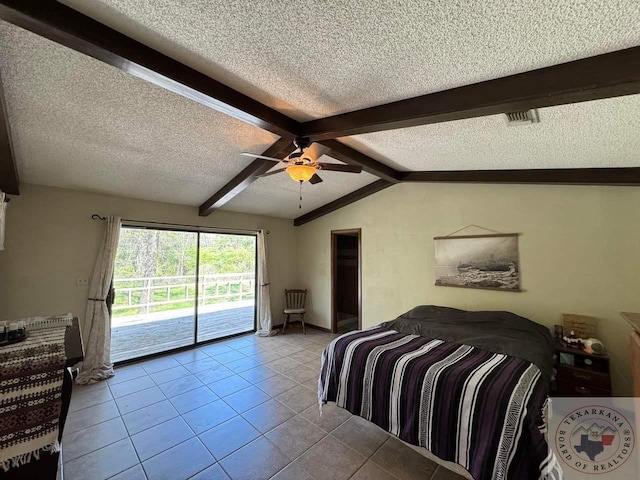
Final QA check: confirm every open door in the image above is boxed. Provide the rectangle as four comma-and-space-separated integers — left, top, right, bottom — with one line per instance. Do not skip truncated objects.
331, 229, 361, 334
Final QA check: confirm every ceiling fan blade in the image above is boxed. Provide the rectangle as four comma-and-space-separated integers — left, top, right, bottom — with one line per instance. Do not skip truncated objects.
258, 168, 287, 178
309, 174, 323, 184
240, 152, 284, 162
317, 163, 363, 173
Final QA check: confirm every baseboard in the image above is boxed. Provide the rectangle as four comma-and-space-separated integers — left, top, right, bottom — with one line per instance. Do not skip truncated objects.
306, 323, 333, 333
276, 320, 333, 333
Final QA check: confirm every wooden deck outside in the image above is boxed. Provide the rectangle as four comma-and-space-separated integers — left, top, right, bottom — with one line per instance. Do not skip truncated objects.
111, 305, 254, 362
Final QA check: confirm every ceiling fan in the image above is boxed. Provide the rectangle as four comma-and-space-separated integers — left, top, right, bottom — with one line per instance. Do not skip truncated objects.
240, 137, 362, 185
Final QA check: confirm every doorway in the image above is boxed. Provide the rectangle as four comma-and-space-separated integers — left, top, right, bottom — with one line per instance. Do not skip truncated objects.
331, 229, 361, 334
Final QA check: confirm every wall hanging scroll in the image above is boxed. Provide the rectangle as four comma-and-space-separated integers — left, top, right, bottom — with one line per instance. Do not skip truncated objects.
434, 229, 520, 292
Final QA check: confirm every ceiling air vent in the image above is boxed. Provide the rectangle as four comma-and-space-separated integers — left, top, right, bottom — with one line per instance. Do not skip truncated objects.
504, 109, 539, 126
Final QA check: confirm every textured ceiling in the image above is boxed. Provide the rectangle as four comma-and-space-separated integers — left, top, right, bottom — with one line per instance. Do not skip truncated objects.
61, 0, 640, 121
224, 155, 378, 218
0, 21, 279, 207
339, 95, 640, 171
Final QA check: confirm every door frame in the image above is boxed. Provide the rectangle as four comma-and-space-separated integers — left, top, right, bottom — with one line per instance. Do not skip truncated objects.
331, 228, 362, 334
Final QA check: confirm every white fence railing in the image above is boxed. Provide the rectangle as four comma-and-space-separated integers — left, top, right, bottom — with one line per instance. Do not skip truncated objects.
113, 273, 255, 314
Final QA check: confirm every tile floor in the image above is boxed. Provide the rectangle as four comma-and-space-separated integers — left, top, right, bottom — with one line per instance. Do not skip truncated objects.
63, 326, 465, 480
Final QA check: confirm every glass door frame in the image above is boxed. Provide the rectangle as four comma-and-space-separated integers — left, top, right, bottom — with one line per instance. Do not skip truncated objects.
112, 222, 258, 366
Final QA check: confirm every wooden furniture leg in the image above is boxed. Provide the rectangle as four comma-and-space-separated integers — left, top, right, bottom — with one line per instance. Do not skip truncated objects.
301, 313, 306, 334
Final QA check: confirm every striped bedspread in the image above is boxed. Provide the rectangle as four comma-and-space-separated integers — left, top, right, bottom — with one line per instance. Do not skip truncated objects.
319, 327, 561, 480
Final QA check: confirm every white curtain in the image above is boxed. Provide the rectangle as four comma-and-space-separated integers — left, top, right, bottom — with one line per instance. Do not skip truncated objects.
255, 229, 275, 336
76, 216, 121, 384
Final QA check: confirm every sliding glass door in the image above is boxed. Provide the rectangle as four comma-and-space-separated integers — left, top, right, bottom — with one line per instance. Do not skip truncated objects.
197, 233, 256, 343
110, 226, 256, 363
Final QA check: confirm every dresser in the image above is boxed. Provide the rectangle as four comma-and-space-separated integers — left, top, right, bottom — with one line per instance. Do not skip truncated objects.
0, 318, 83, 480
621, 312, 640, 396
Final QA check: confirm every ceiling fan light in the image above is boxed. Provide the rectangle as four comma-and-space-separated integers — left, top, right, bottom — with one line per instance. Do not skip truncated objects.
286, 164, 316, 182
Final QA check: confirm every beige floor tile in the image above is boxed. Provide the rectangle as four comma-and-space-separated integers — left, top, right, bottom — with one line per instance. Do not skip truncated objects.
219, 437, 289, 480
283, 365, 320, 384
142, 437, 214, 480
157, 374, 203, 398
109, 464, 147, 480
63, 400, 120, 436
63, 417, 128, 462
182, 399, 237, 434
242, 398, 296, 433
208, 375, 252, 397
194, 364, 235, 384
140, 356, 181, 374
107, 365, 147, 386
255, 374, 298, 397
110, 375, 156, 398
169, 385, 218, 414
370, 437, 438, 480
431, 465, 469, 480
271, 461, 314, 480
276, 385, 318, 413
122, 399, 179, 435
301, 402, 352, 432
351, 461, 400, 480
265, 357, 303, 374
331, 415, 390, 458
223, 385, 270, 413
198, 416, 260, 460
265, 415, 326, 461
238, 365, 278, 383
149, 365, 190, 385
190, 463, 231, 480
63, 438, 138, 480
115, 386, 165, 415
296, 436, 366, 480
69, 384, 113, 413
131, 416, 194, 461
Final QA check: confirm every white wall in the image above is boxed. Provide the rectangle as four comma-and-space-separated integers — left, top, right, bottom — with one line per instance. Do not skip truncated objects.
0, 183, 298, 331
296, 182, 640, 395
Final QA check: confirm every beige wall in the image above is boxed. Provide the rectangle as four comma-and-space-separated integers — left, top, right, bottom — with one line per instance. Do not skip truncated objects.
0, 183, 298, 330
297, 182, 640, 395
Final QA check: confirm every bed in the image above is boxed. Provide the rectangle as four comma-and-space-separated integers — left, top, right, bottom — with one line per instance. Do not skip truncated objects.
318, 305, 562, 480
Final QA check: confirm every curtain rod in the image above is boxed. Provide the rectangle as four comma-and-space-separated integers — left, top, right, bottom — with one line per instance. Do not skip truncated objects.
91, 214, 269, 234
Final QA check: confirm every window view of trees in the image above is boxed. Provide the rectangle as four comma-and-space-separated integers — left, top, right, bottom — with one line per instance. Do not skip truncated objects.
113, 228, 256, 317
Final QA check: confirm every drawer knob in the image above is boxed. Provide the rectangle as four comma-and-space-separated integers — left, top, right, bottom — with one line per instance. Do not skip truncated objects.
576, 386, 591, 395
573, 372, 591, 381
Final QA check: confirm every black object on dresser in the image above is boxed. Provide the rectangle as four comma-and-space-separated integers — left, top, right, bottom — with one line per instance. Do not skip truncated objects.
552, 341, 611, 396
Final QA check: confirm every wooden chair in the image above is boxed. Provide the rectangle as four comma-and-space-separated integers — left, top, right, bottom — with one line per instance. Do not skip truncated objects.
282, 289, 307, 334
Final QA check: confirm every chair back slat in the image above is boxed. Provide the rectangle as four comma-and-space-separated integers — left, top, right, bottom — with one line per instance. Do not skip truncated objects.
285, 289, 307, 309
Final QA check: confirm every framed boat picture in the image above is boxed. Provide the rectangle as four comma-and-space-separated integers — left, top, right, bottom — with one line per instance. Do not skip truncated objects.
434, 233, 520, 292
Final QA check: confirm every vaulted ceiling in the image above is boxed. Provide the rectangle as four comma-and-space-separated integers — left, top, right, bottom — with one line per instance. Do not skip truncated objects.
1, 1, 639, 222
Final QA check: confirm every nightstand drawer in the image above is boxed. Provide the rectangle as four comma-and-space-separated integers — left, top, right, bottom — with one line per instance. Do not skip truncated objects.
556, 379, 611, 397
557, 365, 611, 389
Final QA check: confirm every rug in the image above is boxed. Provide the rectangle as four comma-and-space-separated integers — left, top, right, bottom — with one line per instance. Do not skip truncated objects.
0, 315, 72, 472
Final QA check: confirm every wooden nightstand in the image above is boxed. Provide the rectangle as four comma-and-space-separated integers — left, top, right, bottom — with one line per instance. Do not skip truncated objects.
552, 342, 611, 396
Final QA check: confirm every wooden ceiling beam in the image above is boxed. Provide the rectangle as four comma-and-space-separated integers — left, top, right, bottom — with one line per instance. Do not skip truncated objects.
320, 139, 402, 183
293, 179, 394, 226
301, 47, 640, 141
401, 168, 640, 185
199, 138, 295, 216
293, 167, 640, 226
0, 71, 18, 195
0, 0, 300, 139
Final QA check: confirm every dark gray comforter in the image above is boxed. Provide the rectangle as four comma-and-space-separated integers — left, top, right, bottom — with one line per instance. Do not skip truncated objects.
380, 305, 554, 387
